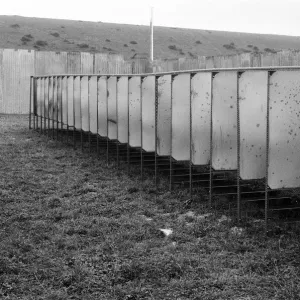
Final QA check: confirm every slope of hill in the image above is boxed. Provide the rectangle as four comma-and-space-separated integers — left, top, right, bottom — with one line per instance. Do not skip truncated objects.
0, 15, 300, 59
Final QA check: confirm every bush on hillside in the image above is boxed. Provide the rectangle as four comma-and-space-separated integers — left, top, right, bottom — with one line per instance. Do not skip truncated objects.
130, 41, 137, 44
78, 43, 89, 48
35, 40, 48, 47
195, 40, 202, 44
123, 44, 128, 47
50, 32, 60, 37
10, 24, 20, 28
223, 42, 236, 50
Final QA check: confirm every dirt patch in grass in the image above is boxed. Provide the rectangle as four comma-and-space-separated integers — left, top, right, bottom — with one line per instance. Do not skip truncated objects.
0, 115, 300, 299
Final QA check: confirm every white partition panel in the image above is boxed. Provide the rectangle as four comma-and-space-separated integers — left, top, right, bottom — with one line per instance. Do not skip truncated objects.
67, 76, 74, 127
157, 75, 172, 156
212, 72, 238, 170
57, 77, 62, 124
48, 77, 54, 124
117, 77, 128, 143
81, 76, 89, 132
36, 78, 41, 117
61, 76, 68, 129
98, 76, 107, 137
142, 76, 155, 152
74, 76, 81, 129
172, 73, 190, 161
89, 76, 98, 134
191, 72, 211, 165
44, 78, 49, 122
129, 76, 141, 147
107, 77, 117, 140
53, 77, 58, 122
41, 78, 45, 119
268, 70, 300, 189
239, 71, 268, 179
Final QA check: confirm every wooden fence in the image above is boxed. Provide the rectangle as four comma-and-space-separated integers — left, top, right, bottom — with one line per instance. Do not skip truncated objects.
1, 48, 300, 114
0, 49, 148, 114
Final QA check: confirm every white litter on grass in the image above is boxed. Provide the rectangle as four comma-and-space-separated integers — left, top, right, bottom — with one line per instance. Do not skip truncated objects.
185, 211, 195, 218
140, 215, 153, 222
196, 213, 213, 220
230, 227, 243, 236
159, 228, 173, 236
218, 215, 231, 223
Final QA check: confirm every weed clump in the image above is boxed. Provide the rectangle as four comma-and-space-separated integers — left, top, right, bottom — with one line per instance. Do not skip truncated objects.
35, 40, 48, 47
77, 43, 89, 49
223, 42, 236, 50
50, 32, 60, 37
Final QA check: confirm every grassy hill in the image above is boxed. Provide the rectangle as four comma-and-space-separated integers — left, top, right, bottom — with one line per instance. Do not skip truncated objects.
1, 15, 300, 59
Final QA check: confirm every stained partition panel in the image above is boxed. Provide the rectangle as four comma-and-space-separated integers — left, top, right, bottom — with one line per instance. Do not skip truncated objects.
61, 76, 68, 129
74, 76, 81, 129
44, 78, 49, 123
171, 73, 190, 161
57, 77, 62, 125
89, 76, 98, 134
98, 76, 107, 137
239, 71, 268, 179
107, 76, 117, 140
48, 77, 54, 126
268, 70, 300, 188
129, 76, 141, 147
142, 76, 155, 152
81, 76, 89, 132
117, 77, 128, 143
157, 75, 172, 156
191, 72, 211, 165
53, 77, 58, 123
212, 72, 238, 170
67, 76, 74, 127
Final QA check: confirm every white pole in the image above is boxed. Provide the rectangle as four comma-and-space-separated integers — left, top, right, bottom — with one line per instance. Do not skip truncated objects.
150, 7, 154, 62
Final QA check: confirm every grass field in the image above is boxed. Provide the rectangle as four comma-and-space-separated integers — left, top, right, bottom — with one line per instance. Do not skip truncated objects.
1, 115, 300, 300
1, 15, 300, 59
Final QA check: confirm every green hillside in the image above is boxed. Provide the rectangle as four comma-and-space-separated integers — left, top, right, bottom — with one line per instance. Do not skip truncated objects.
1, 15, 300, 59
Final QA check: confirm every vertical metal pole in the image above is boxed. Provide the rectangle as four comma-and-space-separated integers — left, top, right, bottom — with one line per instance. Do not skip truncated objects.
155, 76, 158, 192
56, 77, 59, 141
47, 77, 50, 138
96, 77, 100, 158
40, 78, 42, 134
44, 78, 46, 135
80, 76, 84, 152
29, 76, 32, 129
265, 71, 272, 234
106, 77, 109, 167
73, 76, 76, 150
209, 73, 214, 209
116, 77, 119, 169
140, 77, 143, 181
127, 77, 130, 174
52, 76, 55, 140
237, 72, 241, 223
88, 76, 91, 154
169, 75, 173, 191
61, 76, 64, 142
150, 7, 154, 64
189, 74, 193, 200
66, 76, 69, 144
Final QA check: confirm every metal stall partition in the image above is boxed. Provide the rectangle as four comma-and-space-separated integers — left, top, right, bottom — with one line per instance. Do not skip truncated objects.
48, 77, 54, 131
74, 76, 82, 131
97, 76, 108, 138
81, 76, 90, 133
129, 76, 142, 147
171, 73, 191, 161
67, 76, 74, 131
57, 77, 62, 138
157, 75, 172, 156
268, 70, 300, 189
117, 76, 129, 144
212, 71, 238, 170
191, 72, 211, 166
107, 76, 117, 140
61, 76, 68, 131
239, 71, 268, 180
89, 76, 98, 135
141, 76, 156, 153
44, 77, 49, 133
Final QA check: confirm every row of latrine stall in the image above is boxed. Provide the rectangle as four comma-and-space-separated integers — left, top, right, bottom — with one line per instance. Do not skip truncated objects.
29, 67, 300, 230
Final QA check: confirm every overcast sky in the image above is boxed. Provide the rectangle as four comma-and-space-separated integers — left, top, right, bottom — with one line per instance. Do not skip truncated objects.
2, 0, 300, 36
